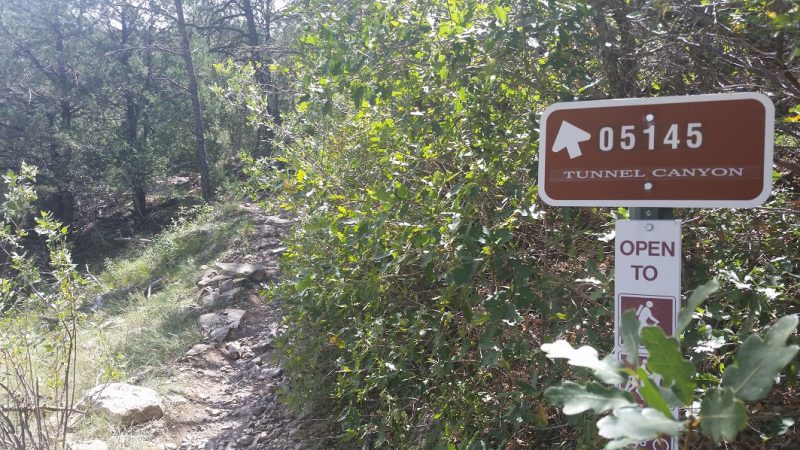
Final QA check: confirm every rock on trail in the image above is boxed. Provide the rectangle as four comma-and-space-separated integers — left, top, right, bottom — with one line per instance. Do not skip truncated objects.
198, 308, 246, 344
68, 440, 109, 450
84, 383, 165, 426
214, 261, 269, 282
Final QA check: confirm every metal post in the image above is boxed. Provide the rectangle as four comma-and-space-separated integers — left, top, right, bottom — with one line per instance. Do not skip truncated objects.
618, 206, 680, 450
629, 207, 674, 220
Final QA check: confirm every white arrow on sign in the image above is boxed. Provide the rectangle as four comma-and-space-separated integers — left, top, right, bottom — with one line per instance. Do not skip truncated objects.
552, 120, 591, 159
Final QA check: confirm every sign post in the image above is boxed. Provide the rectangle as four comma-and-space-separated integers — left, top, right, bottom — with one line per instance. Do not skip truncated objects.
538, 93, 775, 449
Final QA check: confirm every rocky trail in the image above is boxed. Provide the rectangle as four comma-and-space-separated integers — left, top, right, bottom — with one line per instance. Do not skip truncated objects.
163, 204, 332, 450
74, 204, 334, 450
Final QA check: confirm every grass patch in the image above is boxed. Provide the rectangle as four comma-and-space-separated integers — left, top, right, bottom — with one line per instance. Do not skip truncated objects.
97, 202, 252, 293
67, 199, 257, 446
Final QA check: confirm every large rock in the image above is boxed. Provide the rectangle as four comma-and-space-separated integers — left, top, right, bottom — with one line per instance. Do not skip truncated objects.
198, 287, 217, 307
215, 287, 243, 304
218, 278, 234, 294
198, 309, 246, 343
68, 440, 108, 450
264, 215, 293, 225
197, 309, 245, 332
197, 272, 231, 288
208, 326, 231, 343
84, 383, 164, 426
214, 262, 266, 281
186, 343, 212, 357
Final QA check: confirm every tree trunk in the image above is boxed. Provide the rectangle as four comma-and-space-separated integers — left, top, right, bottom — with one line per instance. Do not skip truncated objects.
264, 0, 281, 125
175, 0, 212, 201
53, 18, 76, 225
589, 0, 638, 98
242, 0, 261, 80
242, 0, 279, 156
132, 182, 146, 218
125, 92, 148, 218
120, 11, 147, 219
263, 0, 281, 128
57, 189, 75, 226
242, 0, 266, 156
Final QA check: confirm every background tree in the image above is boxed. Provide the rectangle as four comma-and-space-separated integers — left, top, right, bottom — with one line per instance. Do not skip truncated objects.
197, 0, 289, 157
0, 0, 99, 225
172, 0, 213, 201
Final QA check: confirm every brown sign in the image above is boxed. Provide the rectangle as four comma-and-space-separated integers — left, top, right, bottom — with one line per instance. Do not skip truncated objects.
538, 93, 774, 207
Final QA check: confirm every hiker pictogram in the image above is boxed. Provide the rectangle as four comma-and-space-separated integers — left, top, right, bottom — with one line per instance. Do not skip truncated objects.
617, 295, 677, 349
636, 300, 660, 331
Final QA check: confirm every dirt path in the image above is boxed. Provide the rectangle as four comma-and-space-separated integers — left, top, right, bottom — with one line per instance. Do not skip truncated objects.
158, 204, 333, 450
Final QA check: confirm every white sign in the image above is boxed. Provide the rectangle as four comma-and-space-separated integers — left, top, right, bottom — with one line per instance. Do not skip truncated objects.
614, 220, 681, 352
616, 350, 679, 450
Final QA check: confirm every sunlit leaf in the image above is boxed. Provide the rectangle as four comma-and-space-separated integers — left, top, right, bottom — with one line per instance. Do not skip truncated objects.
544, 382, 633, 415
677, 280, 719, 334
620, 309, 640, 366
597, 406, 684, 448
636, 367, 672, 418
700, 388, 747, 443
541, 340, 624, 384
721, 315, 799, 401
641, 326, 695, 405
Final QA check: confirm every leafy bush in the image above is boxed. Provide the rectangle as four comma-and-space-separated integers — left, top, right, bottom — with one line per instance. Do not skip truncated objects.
224, 0, 800, 447
228, 2, 615, 446
0, 163, 84, 449
543, 281, 799, 448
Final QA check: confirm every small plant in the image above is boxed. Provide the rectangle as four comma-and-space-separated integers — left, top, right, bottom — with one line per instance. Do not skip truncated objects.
0, 164, 84, 449
541, 281, 799, 448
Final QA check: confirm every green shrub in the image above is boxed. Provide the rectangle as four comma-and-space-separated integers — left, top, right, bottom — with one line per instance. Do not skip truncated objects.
0, 163, 84, 449
224, 1, 800, 447
543, 281, 798, 448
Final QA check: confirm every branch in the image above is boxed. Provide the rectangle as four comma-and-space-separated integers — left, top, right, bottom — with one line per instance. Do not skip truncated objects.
154, 75, 188, 93
541, 270, 606, 310
775, 157, 800, 176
